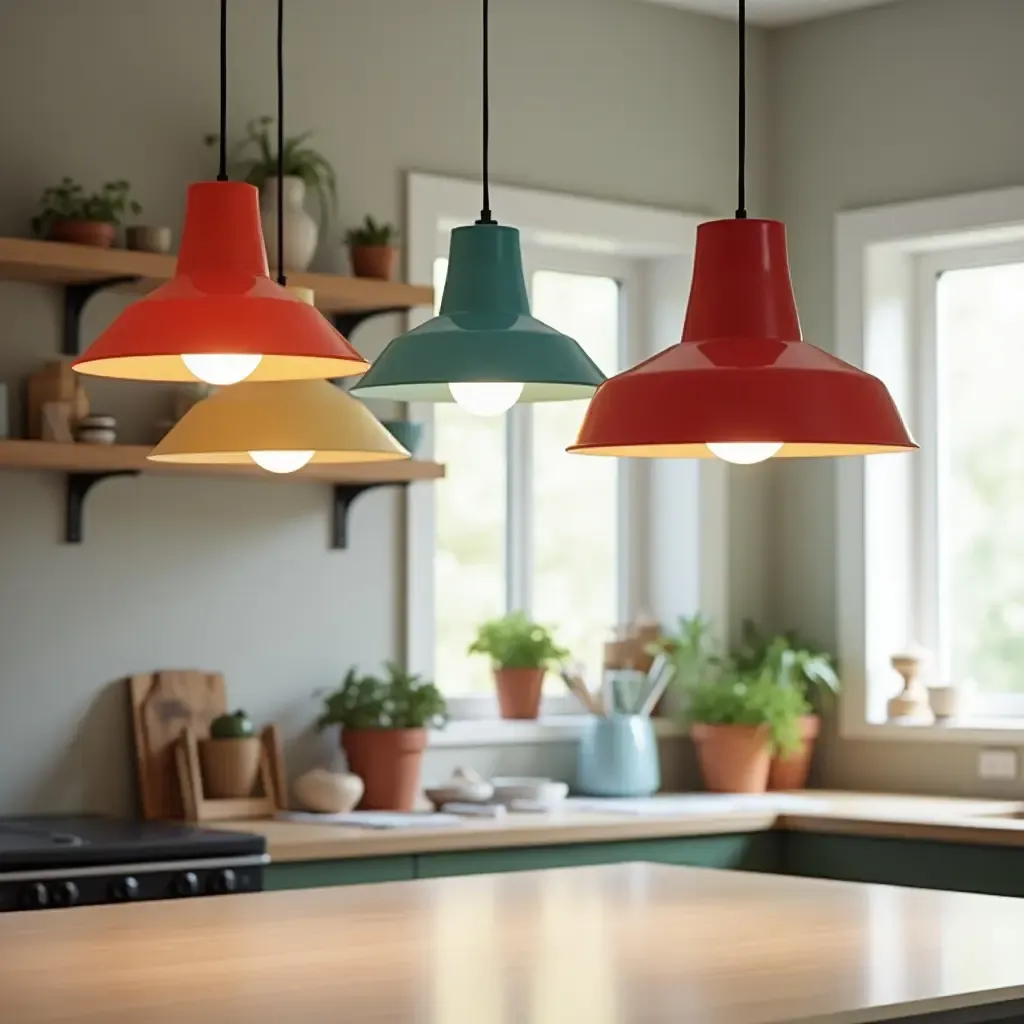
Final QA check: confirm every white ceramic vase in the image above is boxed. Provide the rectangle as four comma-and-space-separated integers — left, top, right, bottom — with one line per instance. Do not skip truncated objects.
260, 175, 318, 272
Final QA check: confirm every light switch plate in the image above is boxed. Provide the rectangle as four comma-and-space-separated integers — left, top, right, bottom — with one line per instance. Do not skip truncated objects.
978, 748, 1018, 780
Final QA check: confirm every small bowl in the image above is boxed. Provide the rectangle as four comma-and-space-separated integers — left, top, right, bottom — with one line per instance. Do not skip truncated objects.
381, 420, 423, 456
424, 781, 494, 810
491, 777, 569, 810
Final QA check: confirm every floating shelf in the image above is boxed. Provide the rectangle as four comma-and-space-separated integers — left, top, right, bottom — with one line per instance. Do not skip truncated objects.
0, 440, 444, 548
0, 237, 433, 352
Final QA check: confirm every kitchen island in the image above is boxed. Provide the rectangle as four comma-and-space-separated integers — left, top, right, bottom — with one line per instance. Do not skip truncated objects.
4, 862, 1024, 1023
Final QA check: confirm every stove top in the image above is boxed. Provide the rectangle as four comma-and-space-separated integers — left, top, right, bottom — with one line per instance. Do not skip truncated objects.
0, 815, 264, 871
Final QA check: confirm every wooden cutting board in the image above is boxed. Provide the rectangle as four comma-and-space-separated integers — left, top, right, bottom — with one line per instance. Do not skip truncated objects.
128, 671, 227, 820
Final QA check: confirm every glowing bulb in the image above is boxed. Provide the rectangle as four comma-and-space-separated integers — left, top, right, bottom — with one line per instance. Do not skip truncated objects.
706, 442, 783, 465
248, 450, 314, 474
449, 381, 523, 416
182, 353, 263, 386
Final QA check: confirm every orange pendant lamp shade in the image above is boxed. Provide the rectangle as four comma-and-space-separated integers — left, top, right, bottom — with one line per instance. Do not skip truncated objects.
72, 181, 368, 383
569, 218, 917, 459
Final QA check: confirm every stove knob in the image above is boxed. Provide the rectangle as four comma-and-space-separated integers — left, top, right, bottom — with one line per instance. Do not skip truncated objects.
174, 871, 200, 897
111, 876, 140, 902
51, 880, 79, 907
19, 882, 48, 910
211, 868, 237, 895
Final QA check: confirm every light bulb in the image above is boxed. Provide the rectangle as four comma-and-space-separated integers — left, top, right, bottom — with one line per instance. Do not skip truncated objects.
248, 450, 315, 474
449, 381, 524, 416
706, 442, 783, 465
182, 353, 263, 386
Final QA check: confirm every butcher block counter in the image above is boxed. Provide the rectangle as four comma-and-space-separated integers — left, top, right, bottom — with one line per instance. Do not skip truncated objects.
5, 862, 1024, 1023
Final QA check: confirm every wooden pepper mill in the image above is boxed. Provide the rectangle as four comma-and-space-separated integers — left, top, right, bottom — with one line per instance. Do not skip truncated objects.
888, 648, 931, 722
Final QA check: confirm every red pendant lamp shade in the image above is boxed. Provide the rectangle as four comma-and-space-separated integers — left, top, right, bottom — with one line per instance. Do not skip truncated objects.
73, 181, 368, 382
569, 218, 917, 458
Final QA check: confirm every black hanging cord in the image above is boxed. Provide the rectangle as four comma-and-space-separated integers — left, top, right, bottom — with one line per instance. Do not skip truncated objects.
735, 0, 747, 219
217, 0, 228, 181
275, 0, 286, 285
475, 0, 494, 225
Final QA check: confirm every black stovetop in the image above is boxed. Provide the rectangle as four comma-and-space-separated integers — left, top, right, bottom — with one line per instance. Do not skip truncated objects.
0, 815, 265, 872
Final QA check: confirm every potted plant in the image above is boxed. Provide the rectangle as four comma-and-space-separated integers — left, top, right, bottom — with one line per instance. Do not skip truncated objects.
316, 662, 446, 811
344, 215, 400, 280
468, 612, 569, 720
207, 116, 337, 271
198, 710, 261, 799
687, 666, 809, 793
649, 614, 719, 716
734, 620, 840, 790
31, 178, 142, 248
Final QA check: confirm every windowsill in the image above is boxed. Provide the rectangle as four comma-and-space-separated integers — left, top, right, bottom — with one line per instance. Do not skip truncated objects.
429, 716, 688, 748
844, 718, 1024, 744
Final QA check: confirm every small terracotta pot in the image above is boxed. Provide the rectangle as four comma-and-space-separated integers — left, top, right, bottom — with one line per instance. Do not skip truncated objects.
350, 245, 398, 280
691, 723, 771, 793
494, 667, 545, 720
198, 737, 261, 799
768, 714, 821, 791
49, 221, 116, 248
341, 727, 427, 811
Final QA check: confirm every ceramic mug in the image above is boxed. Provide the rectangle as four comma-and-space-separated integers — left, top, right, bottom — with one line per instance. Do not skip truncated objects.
577, 714, 660, 797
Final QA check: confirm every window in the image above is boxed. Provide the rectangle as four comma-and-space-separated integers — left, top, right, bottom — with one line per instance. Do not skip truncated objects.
433, 258, 627, 695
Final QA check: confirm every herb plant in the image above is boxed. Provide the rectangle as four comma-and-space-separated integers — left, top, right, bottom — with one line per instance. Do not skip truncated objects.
206, 116, 337, 226
317, 663, 447, 731
345, 215, 399, 248
468, 612, 569, 670
650, 614, 721, 692
31, 178, 142, 236
733, 619, 839, 707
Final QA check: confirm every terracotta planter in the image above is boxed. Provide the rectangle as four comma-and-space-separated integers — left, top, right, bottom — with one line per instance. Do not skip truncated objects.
198, 737, 261, 798
768, 714, 821, 791
691, 723, 771, 793
494, 667, 545, 720
350, 245, 398, 281
49, 221, 116, 248
341, 727, 427, 811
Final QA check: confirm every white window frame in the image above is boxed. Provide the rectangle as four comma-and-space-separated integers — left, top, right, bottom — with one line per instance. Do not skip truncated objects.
837, 184, 1024, 743
401, 173, 728, 733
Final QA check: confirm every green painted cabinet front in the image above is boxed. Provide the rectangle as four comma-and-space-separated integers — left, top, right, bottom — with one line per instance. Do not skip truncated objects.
265, 855, 415, 891
416, 832, 781, 880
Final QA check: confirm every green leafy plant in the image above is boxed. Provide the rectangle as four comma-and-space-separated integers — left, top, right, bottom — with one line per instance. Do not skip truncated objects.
209, 710, 255, 739
31, 178, 141, 236
316, 662, 447, 731
650, 614, 722, 692
468, 612, 569, 670
206, 116, 337, 226
733, 619, 840, 707
687, 667, 809, 756
344, 215, 399, 248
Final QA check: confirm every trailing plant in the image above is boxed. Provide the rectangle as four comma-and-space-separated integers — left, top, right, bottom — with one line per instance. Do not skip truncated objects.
205, 116, 337, 225
733, 619, 839, 707
468, 612, 569, 670
316, 662, 447, 731
345, 215, 399, 248
686, 666, 809, 756
31, 178, 141, 236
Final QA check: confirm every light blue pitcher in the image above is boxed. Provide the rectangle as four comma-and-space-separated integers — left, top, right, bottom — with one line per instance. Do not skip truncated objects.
576, 714, 660, 797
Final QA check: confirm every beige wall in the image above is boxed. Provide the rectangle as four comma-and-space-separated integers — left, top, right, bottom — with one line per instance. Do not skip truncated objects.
768, 0, 1024, 791
0, 0, 768, 814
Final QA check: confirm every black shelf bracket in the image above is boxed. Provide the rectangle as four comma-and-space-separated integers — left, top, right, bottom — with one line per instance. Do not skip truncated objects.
63, 276, 142, 355
65, 471, 139, 544
331, 306, 411, 339
332, 482, 408, 550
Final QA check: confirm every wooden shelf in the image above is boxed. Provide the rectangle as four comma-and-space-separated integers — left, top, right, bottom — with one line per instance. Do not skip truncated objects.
0, 237, 433, 315
0, 440, 444, 547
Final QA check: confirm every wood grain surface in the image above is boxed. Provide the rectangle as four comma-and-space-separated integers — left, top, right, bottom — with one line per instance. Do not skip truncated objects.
4, 863, 1024, 1023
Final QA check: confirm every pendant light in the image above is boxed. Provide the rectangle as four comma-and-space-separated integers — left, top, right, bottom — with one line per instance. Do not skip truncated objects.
350, 0, 605, 416
72, 0, 367, 386
568, 0, 916, 462
149, 3, 408, 473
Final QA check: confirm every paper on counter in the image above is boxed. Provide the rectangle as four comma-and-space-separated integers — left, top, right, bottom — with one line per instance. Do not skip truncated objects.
565, 794, 831, 816
276, 810, 464, 830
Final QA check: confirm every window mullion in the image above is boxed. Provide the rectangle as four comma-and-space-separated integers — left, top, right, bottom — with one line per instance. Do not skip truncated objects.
505, 405, 533, 613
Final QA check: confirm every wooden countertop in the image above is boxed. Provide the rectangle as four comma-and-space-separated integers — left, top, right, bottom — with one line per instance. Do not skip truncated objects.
5, 862, 1024, 1023
215, 792, 1024, 862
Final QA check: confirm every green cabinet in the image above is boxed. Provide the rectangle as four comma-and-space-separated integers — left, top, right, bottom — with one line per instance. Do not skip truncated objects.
265, 855, 415, 891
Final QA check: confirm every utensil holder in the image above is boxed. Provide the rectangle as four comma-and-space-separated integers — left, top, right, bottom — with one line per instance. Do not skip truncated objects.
577, 714, 660, 797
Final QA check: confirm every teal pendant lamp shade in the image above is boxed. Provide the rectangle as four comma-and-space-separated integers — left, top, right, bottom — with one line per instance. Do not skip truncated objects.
351, 223, 605, 402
